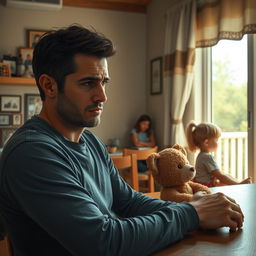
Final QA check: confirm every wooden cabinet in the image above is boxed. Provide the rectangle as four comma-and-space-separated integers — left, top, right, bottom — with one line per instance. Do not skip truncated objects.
0, 77, 35, 86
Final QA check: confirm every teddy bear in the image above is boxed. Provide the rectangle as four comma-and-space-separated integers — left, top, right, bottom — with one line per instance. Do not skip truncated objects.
146, 144, 211, 202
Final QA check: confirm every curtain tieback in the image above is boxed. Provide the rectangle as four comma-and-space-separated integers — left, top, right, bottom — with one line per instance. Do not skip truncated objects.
172, 119, 182, 124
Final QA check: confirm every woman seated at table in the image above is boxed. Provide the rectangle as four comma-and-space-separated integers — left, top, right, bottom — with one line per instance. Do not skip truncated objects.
131, 114, 156, 172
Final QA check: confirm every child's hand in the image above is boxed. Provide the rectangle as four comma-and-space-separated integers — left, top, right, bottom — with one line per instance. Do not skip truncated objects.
212, 177, 221, 186
240, 177, 252, 184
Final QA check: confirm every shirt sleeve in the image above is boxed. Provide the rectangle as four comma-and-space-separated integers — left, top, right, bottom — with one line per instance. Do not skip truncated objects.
130, 128, 137, 135
5, 142, 199, 256
204, 154, 219, 172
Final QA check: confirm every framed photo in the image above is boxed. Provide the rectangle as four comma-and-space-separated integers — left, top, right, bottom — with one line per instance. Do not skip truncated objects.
19, 48, 34, 77
0, 95, 21, 113
0, 128, 16, 147
13, 114, 22, 126
0, 62, 11, 77
3, 55, 17, 76
150, 57, 162, 95
0, 114, 11, 126
27, 29, 48, 48
19, 48, 33, 65
24, 94, 42, 121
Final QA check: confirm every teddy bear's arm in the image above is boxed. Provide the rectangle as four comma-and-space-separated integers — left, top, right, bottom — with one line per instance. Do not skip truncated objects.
161, 189, 194, 203
188, 181, 211, 194
173, 193, 194, 203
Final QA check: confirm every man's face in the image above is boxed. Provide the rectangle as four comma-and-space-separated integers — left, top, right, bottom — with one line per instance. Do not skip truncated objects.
56, 54, 109, 128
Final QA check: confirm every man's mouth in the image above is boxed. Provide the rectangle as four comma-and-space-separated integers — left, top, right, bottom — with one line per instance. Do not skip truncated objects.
88, 107, 103, 115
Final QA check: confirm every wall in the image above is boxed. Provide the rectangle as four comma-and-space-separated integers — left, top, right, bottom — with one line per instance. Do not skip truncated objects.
0, 4, 146, 147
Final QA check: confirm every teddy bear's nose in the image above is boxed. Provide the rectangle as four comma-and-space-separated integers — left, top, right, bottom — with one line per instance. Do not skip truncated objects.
190, 167, 195, 172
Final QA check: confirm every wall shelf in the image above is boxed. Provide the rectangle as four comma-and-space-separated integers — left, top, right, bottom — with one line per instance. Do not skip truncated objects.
0, 77, 35, 86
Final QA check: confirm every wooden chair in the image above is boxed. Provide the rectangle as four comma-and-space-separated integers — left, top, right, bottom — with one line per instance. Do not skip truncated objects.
112, 154, 139, 191
123, 146, 158, 193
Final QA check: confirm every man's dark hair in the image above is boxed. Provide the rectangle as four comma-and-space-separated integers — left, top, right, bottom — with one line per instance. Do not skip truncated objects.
32, 25, 116, 100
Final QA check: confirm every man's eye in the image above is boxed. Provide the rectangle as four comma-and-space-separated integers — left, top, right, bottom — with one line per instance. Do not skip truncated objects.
81, 81, 92, 86
80, 79, 109, 88
102, 80, 109, 86
81, 81, 96, 88
178, 164, 183, 169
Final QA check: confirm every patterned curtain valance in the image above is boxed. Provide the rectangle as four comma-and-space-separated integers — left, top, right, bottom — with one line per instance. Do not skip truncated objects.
196, 0, 256, 48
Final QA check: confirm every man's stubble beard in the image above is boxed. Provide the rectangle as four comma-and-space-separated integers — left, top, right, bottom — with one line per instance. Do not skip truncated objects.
56, 93, 101, 128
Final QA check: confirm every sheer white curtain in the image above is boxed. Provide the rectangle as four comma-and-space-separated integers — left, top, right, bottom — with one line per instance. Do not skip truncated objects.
163, 0, 196, 147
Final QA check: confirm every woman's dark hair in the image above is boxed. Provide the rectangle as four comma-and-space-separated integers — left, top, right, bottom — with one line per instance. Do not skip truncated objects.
32, 24, 116, 100
134, 114, 152, 137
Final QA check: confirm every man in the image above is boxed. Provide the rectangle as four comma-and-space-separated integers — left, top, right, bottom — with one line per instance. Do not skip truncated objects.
0, 25, 243, 256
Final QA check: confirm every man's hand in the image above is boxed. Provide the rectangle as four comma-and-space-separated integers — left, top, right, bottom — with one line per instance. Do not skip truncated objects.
189, 192, 244, 232
191, 191, 208, 201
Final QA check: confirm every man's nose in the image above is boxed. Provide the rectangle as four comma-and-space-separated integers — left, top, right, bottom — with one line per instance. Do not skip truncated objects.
93, 84, 107, 103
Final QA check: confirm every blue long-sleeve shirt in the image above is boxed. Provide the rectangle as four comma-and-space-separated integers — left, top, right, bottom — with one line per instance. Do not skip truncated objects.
0, 116, 199, 256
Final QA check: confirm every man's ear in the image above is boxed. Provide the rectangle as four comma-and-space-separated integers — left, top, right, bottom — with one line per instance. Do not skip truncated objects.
39, 74, 58, 98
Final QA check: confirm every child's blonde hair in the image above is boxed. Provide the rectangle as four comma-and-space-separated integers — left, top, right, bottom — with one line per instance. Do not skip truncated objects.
186, 121, 221, 152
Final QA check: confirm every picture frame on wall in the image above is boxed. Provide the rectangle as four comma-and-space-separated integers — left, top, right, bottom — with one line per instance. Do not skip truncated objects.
13, 114, 22, 126
24, 94, 42, 121
0, 128, 16, 147
0, 95, 21, 113
27, 29, 48, 48
0, 114, 11, 126
150, 57, 162, 95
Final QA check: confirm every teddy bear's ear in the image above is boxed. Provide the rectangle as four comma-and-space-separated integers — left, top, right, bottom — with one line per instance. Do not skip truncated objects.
172, 144, 187, 157
146, 153, 160, 177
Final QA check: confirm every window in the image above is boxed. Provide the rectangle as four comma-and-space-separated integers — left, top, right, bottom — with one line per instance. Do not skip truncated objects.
211, 36, 248, 180
194, 34, 256, 181
212, 36, 247, 132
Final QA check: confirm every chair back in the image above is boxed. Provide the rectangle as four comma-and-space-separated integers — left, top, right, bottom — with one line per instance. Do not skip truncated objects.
123, 146, 158, 192
123, 146, 158, 160
112, 154, 139, 191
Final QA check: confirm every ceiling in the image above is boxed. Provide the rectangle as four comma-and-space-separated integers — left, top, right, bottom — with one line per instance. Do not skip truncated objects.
62, 0, 152, 13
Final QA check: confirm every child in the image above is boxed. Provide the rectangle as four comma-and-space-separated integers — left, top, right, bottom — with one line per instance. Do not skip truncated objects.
131, 114, 156, 172
186, 121, 251, 187
131, 114, 155, 148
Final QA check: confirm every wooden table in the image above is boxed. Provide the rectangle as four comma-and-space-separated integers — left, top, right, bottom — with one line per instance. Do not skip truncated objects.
152, 184, 256, 256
